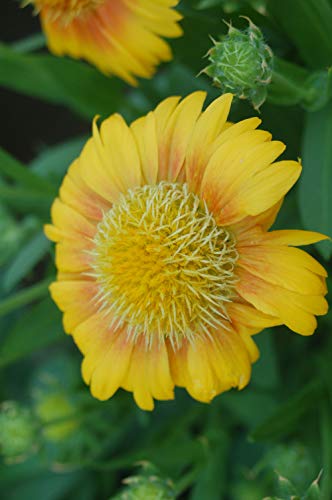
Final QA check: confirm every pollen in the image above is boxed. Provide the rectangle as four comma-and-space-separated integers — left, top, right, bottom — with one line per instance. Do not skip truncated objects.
91, 182, 239, 348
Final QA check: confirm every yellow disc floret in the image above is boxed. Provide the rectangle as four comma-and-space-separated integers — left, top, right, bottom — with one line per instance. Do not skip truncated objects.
91, 182, 239, 348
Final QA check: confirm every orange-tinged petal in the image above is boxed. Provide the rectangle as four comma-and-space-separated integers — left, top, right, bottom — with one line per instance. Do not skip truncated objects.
79, 132, 124, 204
99, 114, 142, 191
122, 337, 174, 410
259, 230, 329, 246
233, 200, 284, 239
50, 198, 96, 240
219, 160, 301, 224
90, 329, 134, 401
49, 280, 98, 332
239, 245, 327, 295
55, 241, 93, 272
186, 93, 233, 192
59, 159, 111, 221
122, 335, 174, 410
209, 117, 262, 155
236, 268, 322, 336
201, 129, 273, 219
156, 91, 207, 181
227, 302, 281, 336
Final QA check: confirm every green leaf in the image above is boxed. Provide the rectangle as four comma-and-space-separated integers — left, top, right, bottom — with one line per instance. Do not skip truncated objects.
0, 147, 54, 194
0, 279, 51, 320
0, 44, 125, 119
30, 136, 87, 184
2, 231, 50, 293
251, 332, 280, 390
190, 428, 229, 500
250, 380, 323, 442
299, 102, 332, 260
268, 0, 332, 70
0, 184, 52, 214
0, 297, 62, 368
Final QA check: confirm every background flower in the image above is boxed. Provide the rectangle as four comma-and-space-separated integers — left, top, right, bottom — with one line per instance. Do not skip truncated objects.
25, 0, 183, 84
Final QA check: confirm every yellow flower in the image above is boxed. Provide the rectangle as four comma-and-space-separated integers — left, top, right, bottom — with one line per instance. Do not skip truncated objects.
26, 0, 182, 85
45, 92, 328, 410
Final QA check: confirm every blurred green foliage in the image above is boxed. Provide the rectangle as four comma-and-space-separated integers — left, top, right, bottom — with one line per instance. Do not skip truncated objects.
0, 0, 332, 498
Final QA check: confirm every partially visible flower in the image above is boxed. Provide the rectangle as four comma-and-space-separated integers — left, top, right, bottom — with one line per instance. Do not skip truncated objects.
25, 0, 182, 85
0, 401, 37, 463
45, 91, 328, 411
203, 19, 273, 109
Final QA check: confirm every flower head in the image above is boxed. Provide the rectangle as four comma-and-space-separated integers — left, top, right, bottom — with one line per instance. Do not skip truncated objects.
45, 92, 328, 410
26, 0, 182, 85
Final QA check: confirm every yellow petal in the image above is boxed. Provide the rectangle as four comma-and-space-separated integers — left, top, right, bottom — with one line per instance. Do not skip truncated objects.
90, 330, 134, 401
49, 280, 98, 333
236, 160, 302, 217
99, 114, 142, 192
261, 230, 329, 246
227, 302, 280, 335
201, 129, 272, 219
50, 198, 96, 241
55, 241, 93, 272
156, 91, 206, 181
122, 338, 174, 410
59, 159, 110, 221
239, 245, 327, 295
186, 93, 233, 192
131, 111, 159, 184
236, 268, 321, 336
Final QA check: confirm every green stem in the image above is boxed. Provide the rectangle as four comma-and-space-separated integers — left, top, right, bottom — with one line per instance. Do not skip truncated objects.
271, 69, 309, 100
0, 279, 52, 318
268, 57, 332, 110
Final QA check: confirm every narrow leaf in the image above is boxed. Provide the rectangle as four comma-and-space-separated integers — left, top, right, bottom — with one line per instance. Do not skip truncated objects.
3, 231, 51, 292
0, 44, 125, 119
268, 0, 332, 69
0, 279, 51, 319
250, 380, 323, 442
0, 147, 54, 193
299, 103, 332, 260
0, 297, 62, 368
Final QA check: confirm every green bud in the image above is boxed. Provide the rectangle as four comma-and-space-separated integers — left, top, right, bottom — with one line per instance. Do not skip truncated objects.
112, 463, 175, 500
268, 443, 317, 493
35, 392, 79, 442
0, 401, 37, 463
203, 19, 273, 109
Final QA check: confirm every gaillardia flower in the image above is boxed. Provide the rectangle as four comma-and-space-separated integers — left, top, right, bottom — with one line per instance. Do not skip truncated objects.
45, 92, 328, 410
26, 0, 182, 84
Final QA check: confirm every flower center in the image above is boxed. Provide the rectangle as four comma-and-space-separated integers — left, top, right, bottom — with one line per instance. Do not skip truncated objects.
27, 0, 104, 22
91, 182, 239, 348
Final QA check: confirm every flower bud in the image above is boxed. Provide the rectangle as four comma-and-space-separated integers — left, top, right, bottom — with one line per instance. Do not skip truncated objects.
0, 401, 37, 462
112, 463, 175, 500
35, 392, 79, 442
203, 19, 273, 109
